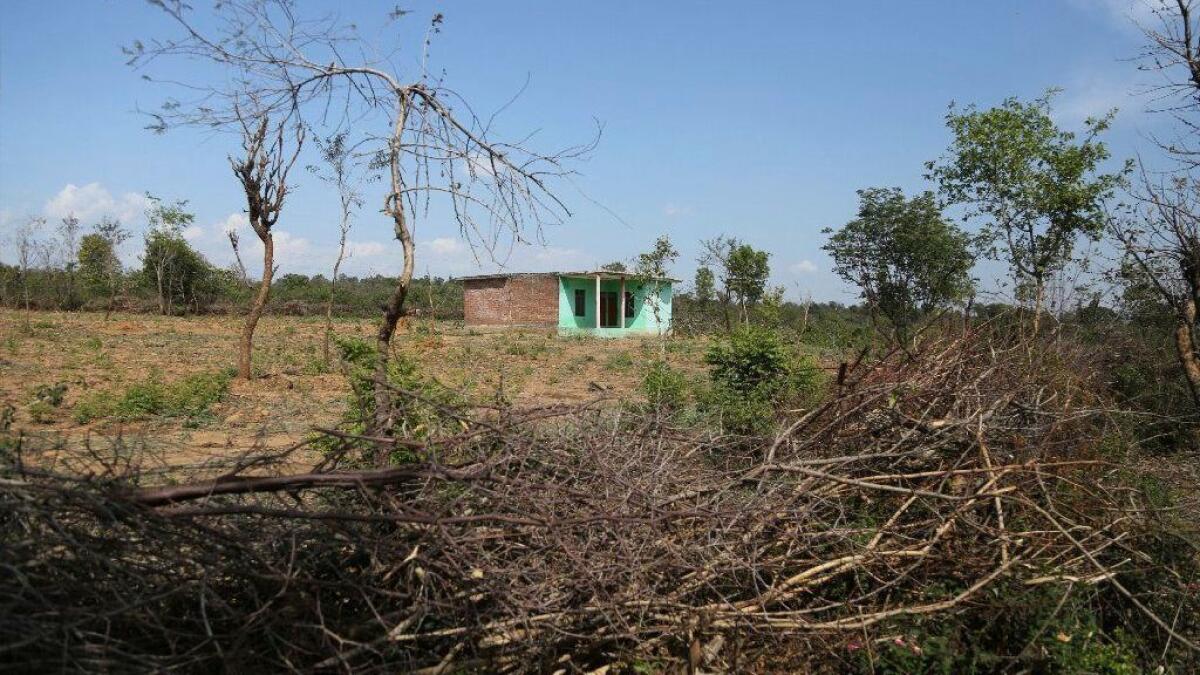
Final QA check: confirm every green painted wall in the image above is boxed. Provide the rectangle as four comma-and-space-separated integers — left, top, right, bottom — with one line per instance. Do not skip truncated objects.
557, 276, 672, 336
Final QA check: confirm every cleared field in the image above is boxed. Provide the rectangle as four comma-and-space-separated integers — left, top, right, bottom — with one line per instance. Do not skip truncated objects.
0, 310, 708, 463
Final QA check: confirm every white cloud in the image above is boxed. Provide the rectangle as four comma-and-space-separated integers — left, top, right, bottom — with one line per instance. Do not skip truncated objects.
181, 225, 205, 241
43, 183, 151, 224
663, 202, 692, 218
217, 213, 248, 235
789, 260, 818, 275
268, 231, 311, 258
427, 237, 466, 255
347, 240, 386, 257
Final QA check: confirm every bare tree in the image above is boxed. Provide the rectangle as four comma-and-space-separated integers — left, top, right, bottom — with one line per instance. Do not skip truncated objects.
57, 214, 82, 310
131, 0, 589, 437
1114, 1, 1200, 406
1138, 0, 1200, 164
1112, 172, 1200, 406
227, 230, 250, 285
229, 108, 304, 380
311, 131, 363, 366
14, 216, 45, 314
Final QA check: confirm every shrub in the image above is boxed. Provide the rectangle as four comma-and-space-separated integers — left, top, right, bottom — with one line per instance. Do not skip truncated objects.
317, 336, 463, 464
28, 401, 56, 424
642, 360, 688, 409
700, 327, 824, 434
73, 369, 234, 424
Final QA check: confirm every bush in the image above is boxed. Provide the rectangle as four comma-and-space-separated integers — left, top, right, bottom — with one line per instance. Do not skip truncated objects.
73, 369, 234, 424
704, 326, 794, 397
642, 360, 688, 409
700, 327, 824, 434
317, 336, 463, 464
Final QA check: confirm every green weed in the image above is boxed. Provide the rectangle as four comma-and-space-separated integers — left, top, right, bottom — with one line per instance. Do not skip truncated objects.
73, 368, 234, 425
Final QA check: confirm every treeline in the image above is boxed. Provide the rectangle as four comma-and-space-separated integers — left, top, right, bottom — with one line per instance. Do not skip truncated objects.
0, 207, 463, 319
0, 258, 465, 319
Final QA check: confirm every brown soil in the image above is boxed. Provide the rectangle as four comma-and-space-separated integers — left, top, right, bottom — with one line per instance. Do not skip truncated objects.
0, 310, 707, 466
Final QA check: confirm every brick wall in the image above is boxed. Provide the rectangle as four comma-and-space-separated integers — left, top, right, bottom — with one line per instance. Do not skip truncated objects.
463, 275, 558, 327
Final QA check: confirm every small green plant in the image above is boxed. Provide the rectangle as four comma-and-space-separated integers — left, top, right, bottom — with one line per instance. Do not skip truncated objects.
314, 336, 464, 464
700, 327, 824, 435
642, 360, 688, 409
73, 369, 234, 425
604, 350, 634, 371
704, 326, 793, 398
83, 336, 103, 350
28, 400, 56, 424
303, 355, 332, 376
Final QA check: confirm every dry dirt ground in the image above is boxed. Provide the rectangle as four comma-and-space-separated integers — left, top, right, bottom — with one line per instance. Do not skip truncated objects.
0, 310, 707, 466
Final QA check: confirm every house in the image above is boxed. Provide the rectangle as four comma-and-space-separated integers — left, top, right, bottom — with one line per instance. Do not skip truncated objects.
459, 271, 675, 336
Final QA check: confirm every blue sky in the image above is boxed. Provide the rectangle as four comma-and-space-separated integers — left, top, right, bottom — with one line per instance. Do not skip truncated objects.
0, 0, 1176, 302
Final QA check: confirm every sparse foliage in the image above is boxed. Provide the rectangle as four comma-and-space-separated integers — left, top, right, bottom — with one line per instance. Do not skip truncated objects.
131, 0, 590, 438
229, 108, 304, 379
310, 131, 364, 366
927, 92, 1127, 329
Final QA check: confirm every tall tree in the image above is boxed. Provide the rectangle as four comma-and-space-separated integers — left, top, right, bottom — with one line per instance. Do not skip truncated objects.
693, 266, 716, 304
311, 132, 363, 367
1112, 0, 1200, 408
927, 92, 1127, 332
142, 196, 197, 315
229, 109, 304, 380
57, 214, 82, 310
824, 187, 975, 346
700, 236, 770, 328
132, 1, 586, 438
78, 217, 129, 318
14, 216, 45, 314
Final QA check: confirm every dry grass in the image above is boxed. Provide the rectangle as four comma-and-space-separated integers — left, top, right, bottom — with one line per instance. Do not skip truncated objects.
0, 310, 708, 463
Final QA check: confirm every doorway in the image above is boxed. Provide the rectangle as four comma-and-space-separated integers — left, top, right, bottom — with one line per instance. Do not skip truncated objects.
599, 291, 619, 328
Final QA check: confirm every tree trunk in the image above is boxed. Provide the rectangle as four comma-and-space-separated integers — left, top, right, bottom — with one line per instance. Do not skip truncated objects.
238, 234, 274, 380
370, 95, 413, 450
1174, 299, 1200, 408
156, 265, 168, 316
1031, 278, 1045, 337
372, 207, 414, 442
323, 220, 349, 367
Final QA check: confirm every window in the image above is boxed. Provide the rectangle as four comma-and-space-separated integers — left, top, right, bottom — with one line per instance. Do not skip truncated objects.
624, 291, 635, 318
574, 289, 586, 317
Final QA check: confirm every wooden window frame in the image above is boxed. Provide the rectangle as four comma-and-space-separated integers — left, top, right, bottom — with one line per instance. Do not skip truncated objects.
573, 288, 587, 317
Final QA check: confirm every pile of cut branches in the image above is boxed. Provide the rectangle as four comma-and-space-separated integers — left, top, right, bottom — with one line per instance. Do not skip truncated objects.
2, 332, 1197, 672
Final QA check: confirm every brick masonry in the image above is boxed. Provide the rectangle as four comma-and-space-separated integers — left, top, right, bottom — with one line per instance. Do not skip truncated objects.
463, 274, 559, 327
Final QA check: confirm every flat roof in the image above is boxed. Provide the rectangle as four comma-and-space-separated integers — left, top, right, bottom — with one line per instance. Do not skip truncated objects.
456, 271, 680, 282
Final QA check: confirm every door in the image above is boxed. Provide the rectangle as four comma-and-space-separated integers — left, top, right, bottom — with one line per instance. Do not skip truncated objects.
599, 291, 619, 328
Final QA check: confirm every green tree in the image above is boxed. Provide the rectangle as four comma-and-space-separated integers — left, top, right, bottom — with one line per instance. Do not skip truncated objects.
141, 224, 221, 316
824, 187, 974, 346
600, 261, 627, 273
634, 236, 679, 339
79, 217, 130, 317
694, 266, 715, 304
727, 243, 770, 324
927, 92, 1128, 331
701, 236, 771, 328
142, 195, 196, 315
